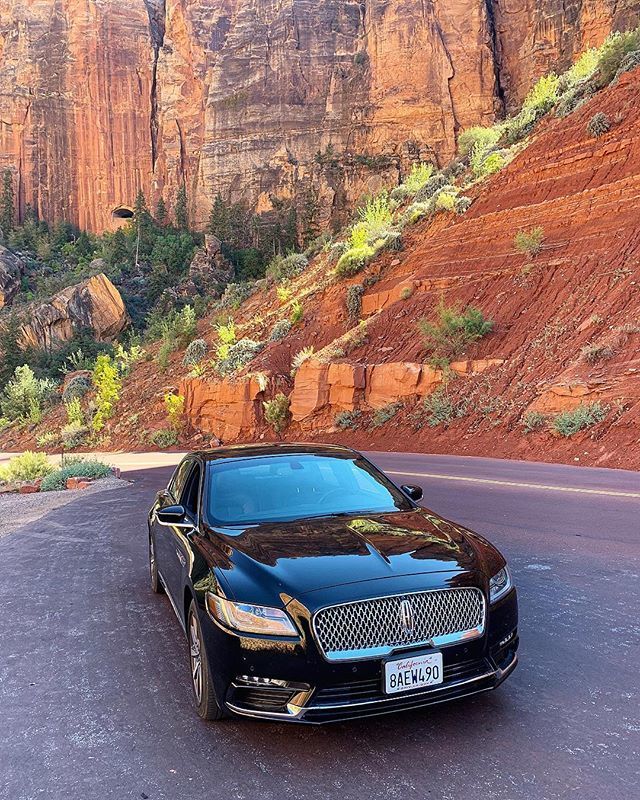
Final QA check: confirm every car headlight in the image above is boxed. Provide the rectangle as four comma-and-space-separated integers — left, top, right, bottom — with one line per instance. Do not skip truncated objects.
489, 565, 513, 603
205, 592, 298, 637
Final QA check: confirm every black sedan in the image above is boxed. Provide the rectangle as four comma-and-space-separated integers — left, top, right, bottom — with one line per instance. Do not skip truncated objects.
148, 443, 518, 723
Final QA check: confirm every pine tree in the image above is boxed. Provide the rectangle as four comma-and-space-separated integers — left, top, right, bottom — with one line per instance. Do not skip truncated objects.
1, 169, 15, 239
174, 184, 189, 230
133, 189, 155, 262
0, 312, 23, 388
107, 228, 128, 267
207, 193, 231, 242
155, 196, 168, 226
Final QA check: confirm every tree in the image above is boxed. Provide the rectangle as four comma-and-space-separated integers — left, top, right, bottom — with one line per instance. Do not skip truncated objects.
207, 193, 231, 242
155, 196, 168, 226
0, 313, 23, 388
133, 189, 155, 262
174, 184, 189, 230
106, 228, 129, 267
1, 169, 15, 238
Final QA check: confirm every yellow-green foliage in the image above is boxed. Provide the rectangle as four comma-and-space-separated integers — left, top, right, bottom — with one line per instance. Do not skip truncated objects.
277, 285, 292, 303
522, 73, 560, 114
596, 26, 640, 86
355, 193, 393, 243
91, 354, 121, 432
434, 188, 458, 211
64, 397, 83, 427
263, 393, 290, 434
215, 318, 236, 360
164, 392, 185, 430
290, 299, 303, 325
335, 244, 376, 278
0, 451, 54, 484
458, 125, 503, 157
403, 162, 434, 193
471, 149, 508, 179
514, 226, 544, 257
565, 48, 599, 86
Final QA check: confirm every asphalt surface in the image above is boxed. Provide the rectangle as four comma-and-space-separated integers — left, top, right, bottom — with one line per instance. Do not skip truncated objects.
1, 453, 638, 800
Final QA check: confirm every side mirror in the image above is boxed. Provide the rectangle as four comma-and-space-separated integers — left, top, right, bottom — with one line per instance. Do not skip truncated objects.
401, 484, 423, 503
156, 504, 194, 528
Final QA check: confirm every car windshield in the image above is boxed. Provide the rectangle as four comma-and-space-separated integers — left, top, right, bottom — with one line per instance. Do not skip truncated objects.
205, 453, 412, 525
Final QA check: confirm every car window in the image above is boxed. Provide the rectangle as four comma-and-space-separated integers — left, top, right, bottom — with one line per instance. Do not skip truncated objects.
181, 463, 201, 520
205, 454, 412, 525
169, 458, 192, 501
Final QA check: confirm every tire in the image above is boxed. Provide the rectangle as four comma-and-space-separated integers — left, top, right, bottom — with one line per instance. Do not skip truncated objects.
187, 601, 226, 721
149, 534, 164, 594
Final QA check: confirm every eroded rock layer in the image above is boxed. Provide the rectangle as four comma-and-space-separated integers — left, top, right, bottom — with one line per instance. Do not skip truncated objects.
1, 0, 637, 232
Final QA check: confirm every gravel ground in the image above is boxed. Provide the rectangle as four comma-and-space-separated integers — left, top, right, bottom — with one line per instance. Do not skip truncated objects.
0, 477, 129, 538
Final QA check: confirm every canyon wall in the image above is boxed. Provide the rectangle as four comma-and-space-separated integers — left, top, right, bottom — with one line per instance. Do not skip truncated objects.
0, 0, 638, 233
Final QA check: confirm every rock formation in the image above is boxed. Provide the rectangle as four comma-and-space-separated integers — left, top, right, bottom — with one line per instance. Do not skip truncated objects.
19, 274, 129, 350
0, 246, 23, 308
0, 0, 637, 233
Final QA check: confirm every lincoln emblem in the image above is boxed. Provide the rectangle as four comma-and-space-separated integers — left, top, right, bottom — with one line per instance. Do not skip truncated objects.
400, 599, 415, 635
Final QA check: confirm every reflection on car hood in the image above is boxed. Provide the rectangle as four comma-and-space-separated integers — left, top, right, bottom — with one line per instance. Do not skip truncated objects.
208, 509, 483, 603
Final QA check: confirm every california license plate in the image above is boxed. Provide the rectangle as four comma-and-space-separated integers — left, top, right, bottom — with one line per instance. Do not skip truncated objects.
384, 652, 444, 694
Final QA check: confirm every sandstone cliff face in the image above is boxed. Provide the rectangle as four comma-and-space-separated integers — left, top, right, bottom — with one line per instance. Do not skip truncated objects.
0, 245, 23, 307
19, 273, 129, 350
1, 0, 637, 233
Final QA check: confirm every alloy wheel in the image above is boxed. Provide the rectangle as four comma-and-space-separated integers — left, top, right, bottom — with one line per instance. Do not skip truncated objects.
189, 613, 203, 704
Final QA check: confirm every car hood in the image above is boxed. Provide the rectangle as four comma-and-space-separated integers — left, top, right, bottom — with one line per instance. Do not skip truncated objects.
207, 509, 487, 606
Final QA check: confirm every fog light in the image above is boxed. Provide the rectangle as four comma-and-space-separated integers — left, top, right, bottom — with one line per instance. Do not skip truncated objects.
236, 674, 289, 687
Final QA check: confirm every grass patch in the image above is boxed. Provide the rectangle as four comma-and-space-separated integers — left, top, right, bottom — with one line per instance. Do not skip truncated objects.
418, 301, 493, 362
552, 402, 608, 436
514, 226, 544, 257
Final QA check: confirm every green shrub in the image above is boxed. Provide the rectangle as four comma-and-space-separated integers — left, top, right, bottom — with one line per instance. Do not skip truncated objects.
434, 187, 458, 211
335, 409, 362, 429
455, 196, 473, 215
62, 374, 91, 404
521, 411, 547, 434
40, 459, 112, 491
149, 428, 179, 449
346, 284, 364, 319
372, 402, 403, 427
0, 417, 10, 432
471, 149, 508, 179
0, 450, 54, 483
552, 402, 608, 436
173, 305, 197, 348
64, 397, 83, 426
0, 365, 56, 423
581, 342, 614, 364
418, 301, 493, 361
355, 193, 393, 243
420, 390, 466, 428
514, 226, 544, 257
586, 112, 611, 138
36, 430, 60, 448
183, 338, 208, 367
414, 173, 447, 202
215, 339, 263, 376
263, 393, 290, 434
503, 106, 539, 144
595, 26, 640, 87
164, 392, 185, 430
266, 253, 308, 282
458, 125, 503, 157
270, 319, 292, 341
91, 354, 121, 432
61, 421, 89, 449
563, 48, 599, 88
401, 162, 434, 195
335, 244, 376, 278
290, 299, 303, 325
522, 73, 559, 115
220, 282, 254, 309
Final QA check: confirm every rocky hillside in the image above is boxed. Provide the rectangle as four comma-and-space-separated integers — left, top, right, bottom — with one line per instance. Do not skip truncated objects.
0, 0, 638, 233
4, 53, 638, 470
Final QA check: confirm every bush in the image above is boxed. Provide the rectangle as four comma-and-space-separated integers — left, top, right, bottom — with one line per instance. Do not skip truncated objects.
335, 244, 376, 278
458, 125, 502, 157
552, 402, 608, 436
595, 26, 640, 87
522, 73, 559, 115
563, 48, 599, 89
521, 411, 546, 434
346, 284, 364, 319
149, 429, 179, 449
400, 162, 434, 196
215, 339, 263, 376
61, 421, 89, 449
263, 393, 290, 434
0, 365, 56, 423
62, 374, 91, 404
36, 430, 59, 448
91, 354, 121, 432
40, 459, 112, 491
372, 402, 403, 427
335, 409, 362, 429
164, 392, 185, 430
0, 450, 54, 483
270, 319, 292, 341
418, 301, 493, 361
266, 253, 308, 283
514, 226, 544, 257
471, 149, 507, 180
355, 194, 393, 243
183, 338, 208, 367
290, 299, 303, 325
455, 196, 473, 215
173, 305, 197, 348
503, 106, 539, 144
220, 282, 254, 309
291, 346, 314, 374
586, 112, 611, 138
581, 342, 614, 364
64, 397, 84, 426
420, 390, 466, 428
434, 187, 458, 211
414, 173, 448, 203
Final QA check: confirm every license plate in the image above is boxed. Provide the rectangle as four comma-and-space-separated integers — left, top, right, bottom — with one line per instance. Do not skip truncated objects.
383, 652, 444, 694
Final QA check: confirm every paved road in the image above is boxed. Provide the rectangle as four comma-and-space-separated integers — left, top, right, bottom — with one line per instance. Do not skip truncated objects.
1, 453, 638, 800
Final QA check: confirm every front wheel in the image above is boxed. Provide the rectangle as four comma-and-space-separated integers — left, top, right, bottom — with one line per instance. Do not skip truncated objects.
149, 534, 164, 594
187, 601, 226, 721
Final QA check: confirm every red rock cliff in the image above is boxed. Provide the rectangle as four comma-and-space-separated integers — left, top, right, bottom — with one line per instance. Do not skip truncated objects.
0, 0, 637, 232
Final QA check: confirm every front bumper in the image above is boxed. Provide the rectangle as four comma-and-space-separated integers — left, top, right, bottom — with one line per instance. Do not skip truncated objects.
199, 586, 519, 724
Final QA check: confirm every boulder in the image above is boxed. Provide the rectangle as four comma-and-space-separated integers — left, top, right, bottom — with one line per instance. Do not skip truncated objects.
188, 236, 234, 290
0, 245, 24, 308
365, 362, 442, 409
19, 273, 129, 350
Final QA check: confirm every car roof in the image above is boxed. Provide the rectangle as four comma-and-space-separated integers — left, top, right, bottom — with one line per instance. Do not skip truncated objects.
192, 442, 360, 463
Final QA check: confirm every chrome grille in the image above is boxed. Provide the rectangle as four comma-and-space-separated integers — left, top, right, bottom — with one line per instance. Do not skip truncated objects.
313, 587, 485, 661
